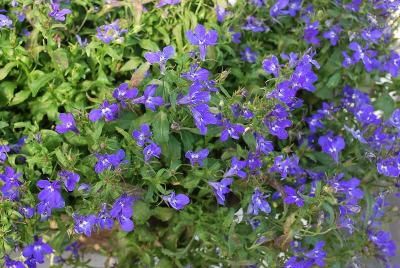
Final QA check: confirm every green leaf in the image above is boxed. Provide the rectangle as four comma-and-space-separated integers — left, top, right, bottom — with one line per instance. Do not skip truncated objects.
152, 111, 169, 145
119, 57, 142, 72
29, 70, 56, 97
0, 62, 17, 81
375, 94, 395, 119
9, 89, 31, 106
152, 207, 174, 221
139, 39, 159, 51
51, 48, 69, 70
133, 201, 151, 224
0, 81, 17, 105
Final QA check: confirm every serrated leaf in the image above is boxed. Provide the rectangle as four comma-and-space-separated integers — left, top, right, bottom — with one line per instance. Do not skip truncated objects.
0, 62, 17, 81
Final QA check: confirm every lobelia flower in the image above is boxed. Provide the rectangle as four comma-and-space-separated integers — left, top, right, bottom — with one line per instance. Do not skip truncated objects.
144, 45, 175, 74
73, 214, 98, 237
37, 180, 65, 209
208, 178, 233, 205
385, 51, 400, 77
0, 166, 23, 201
240, 47, 258, 63
98, 203, 114, 230
269, 155, 303, 179
262, 55, 280, 77
163, 192, 190, 210
0, 14, 12, 28
96, 21, 127, 44
177, 83, 211, 106
156, 0, 181, 8
264, 104, 292, 139
181, 64, 210, 82
58, 170, 80, 192
224, 157, 247, 179
281, 52, 298, 67
304, 241, 327, 267
304, 20, 320, 45
231, 31, 241, 43
246, 152, 263, 172
4, 255, 25, 268
389, 108, 400, 129
112, 82, 138, 108
132, 124, 153, 147
247, 188, 271, 215
132, 85, 164, 111
306, 113, 324, 133
377, 157, 400, 177
215, 5, 229, 23
65, 242, 80, 259
185, 149, 209, 167
242, 16, 269, 32
186, 24, 218, 61
368, 230, 397, 257
55, 113, 79, 134
283, 185, 304, 207
220, 120, 245, 141
0, 145, 10, 163
344, 125, 367, 143
250, 0, 266, 6
95, 149, 127, 173
322, 24, 342, 46
88, 100, 119, 122
318, 132, 345, 163
48, 3, 72, 21
190, 104, 218, 135
345, 0, 362, 12
267, 80, 297, 104
354, 104, 380, 125
110, 194, 135, 232
143, 142, 161, 162
22, 237, 53, 264
19, 206, 35, 218
348, 42, 379, 72
361, 28, 382, 44
254, 133, 274, 155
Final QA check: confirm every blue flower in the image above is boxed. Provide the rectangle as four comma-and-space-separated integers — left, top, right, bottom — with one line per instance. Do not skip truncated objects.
186, 24, 218, 61
143, 142, 161, 162
58, 170, 80, 192
247, 188, 271, 215
132, 124, 153, 147
144, 45, 175, 74
318, 132, 345, 163
185, 148, 209, 167
73, 214, 98, 237
48, 3, 71, 21
110, 194, 135, 232
208, 178, 233, 205
88, 100, 119, 122
55, 113, 79, 134
163, 192, 190, 210
132, 85, 164, 111
22, 237, 53, 264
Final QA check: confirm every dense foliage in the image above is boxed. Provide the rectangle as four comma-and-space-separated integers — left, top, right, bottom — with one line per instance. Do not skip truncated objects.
1, 0, 400, 267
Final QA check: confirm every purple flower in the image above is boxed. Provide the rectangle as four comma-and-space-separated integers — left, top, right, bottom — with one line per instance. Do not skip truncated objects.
240, 47, 258, 63
389, 108, 400, 129
306, 113, 324, 133
290, 55, 319, 92
368, 230, 397, 257
88, 100, 119, 122
73, 214, 97, 237
318, 132, 345, 163
242, 16, 268, 32
185, 148, 209, 167
385, 51, 400, 77
95, 149, 127, 173
37, 180, 65, 209
0, 145, 10, 163
267, 80, 297, 104
0, 14, 12, 28
48, 3, 71, 21
264, 104, 292, 139
163, 192, 190, 210
98, 203, 114, 230
144, 45, 175, 74
190, 104, 218, 135
304, 241, 326, 267
177, 83, 211, 106
224, 157, 247, 179
231, 31, 241, 43
220, 121, 245, 141
342, 51, 354, 68
58, 170, 80, 192
348, 42, 379, 72
55, 113, 79, 134
112, 82, 138, 108
246, 152, 263, 172
110, 194, 135, 232
283, 186, 304, 207
186, 24, 218, 61
215, 5, 229, 23
132, 85, 164, 111
0, 166, 22, 201
247, 188, 271, 215
65, 242, 80, 259
22, 237, 53, 264
208, 178, 233, 205
322, 24, 342, 46
345, 0, 362, 12
254, 133, 274, 155
156, 0, 181, 7
262, 55, 280, 77
132, 124, 152, 147
304, 20, 320, 45
377, 157, 400, 177
344, 125, 367, 143
19, 206, 35, 218
5, 256, 25, 268
96, 21, 127, 44
269, 155, 303, 178
354, 104, 380, 125
181, 64, 210, 82
361, 28, 382, 44
143, 142, 161, 162
281, 52, 298, 67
